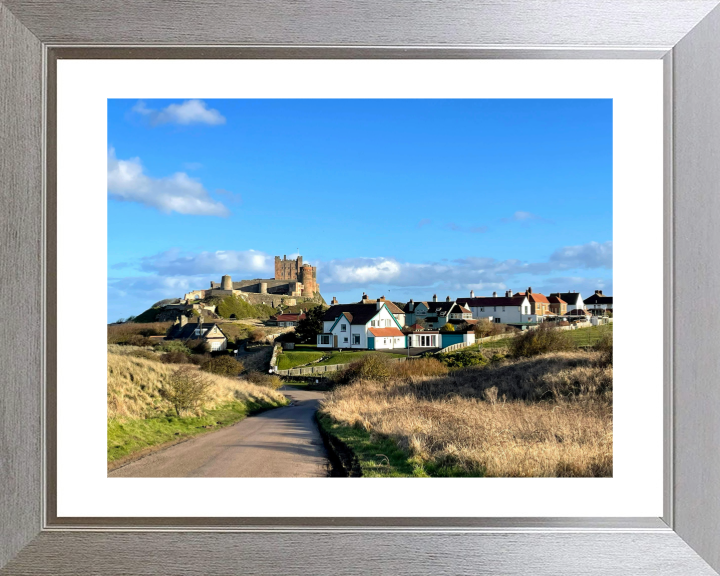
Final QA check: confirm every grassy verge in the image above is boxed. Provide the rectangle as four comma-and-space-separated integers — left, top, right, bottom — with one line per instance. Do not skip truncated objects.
108, 398, 286, 464
316, 414, 480, 478
277, 346, 405, 370
464, 323, 613, 352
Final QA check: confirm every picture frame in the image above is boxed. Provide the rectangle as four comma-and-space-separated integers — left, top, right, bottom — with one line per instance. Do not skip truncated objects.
2, 1, 720, 573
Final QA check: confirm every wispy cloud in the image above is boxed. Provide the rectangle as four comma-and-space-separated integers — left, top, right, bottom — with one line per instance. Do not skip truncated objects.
107, 148, 230, 217
417, 219, 431, 228
549, 241, 612, 269
500, 211, 554, 225
139, 248, 273, 277
445, 223, 488, 233
132, 99, 226, 126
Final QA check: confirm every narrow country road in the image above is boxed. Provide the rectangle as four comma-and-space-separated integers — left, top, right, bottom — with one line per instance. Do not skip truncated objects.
109, 387, 329, 478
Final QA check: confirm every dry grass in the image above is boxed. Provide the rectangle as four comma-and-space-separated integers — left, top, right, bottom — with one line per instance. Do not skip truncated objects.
108, 352, 287, 422
320, 351, 612, 477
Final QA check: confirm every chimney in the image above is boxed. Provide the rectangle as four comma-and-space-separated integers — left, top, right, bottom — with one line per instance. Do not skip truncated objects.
527, 287, 532, 294
595, 289, 603, 295
376, 301, 384, 310
433, 294, 438, 302
362, 292, 368, 302
446, 296, 451, 302
493, 291, 497, 297
180, 314, 188, 327
332, 296, 338, 305
380, 295, 386, 301
470, 290, 475, 298
506, 290, 512, 297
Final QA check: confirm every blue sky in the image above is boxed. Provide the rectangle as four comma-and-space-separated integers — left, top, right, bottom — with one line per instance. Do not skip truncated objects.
108, 98, 612, 322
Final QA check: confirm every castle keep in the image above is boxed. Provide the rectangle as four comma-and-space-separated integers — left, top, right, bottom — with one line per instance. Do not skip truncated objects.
275, 255, 317, 297
182, 253, 321, 307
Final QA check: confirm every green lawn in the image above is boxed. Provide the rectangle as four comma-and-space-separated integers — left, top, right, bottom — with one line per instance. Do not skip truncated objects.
317, 414, 481, 477
108, 398, 287, 464
276, 345, 405, 370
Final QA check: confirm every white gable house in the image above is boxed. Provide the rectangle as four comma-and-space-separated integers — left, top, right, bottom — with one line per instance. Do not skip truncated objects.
318, 302, 407, 350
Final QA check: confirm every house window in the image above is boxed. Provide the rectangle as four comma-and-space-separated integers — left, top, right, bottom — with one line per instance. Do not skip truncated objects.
495, 318, 501, 323
384, 338, 387, 344
211, 342, 222, 351
320, 335, 330, 345
524, 306, 529, 314
480, 307, 484, 312
353, 334, 360, 345
341, 324, 346, 332
343, 337, 349, 343
494, 306, 497, 312
431, 335, 436, 346
502, 306, 505, 311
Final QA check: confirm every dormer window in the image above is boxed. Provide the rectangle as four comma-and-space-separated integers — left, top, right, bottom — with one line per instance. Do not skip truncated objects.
341, 324, 347, 332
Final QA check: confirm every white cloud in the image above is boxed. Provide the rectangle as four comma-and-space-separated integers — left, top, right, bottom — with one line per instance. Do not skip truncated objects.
107, 149, 230, 217
132, 99, 226, 126
501, 211, 554, 224
139, 248, 273, 277
549, 241, 613, 269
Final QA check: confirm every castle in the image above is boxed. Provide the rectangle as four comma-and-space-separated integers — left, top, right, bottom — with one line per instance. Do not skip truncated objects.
182, 254, 321, 307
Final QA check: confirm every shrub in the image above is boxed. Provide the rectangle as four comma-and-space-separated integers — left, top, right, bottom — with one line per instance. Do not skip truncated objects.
160, 351, 191, 365
155, 340, 192, 355
393, 358, 449, 379
249, 329, 266, 343
201, 355, 244, 377
159, 366, 213, 416
437, 350, 488, 369
440, 323, 455, 332
129, 349, 158, 361
593, 331, 613, 366
245, 371, 283, 390
335, 354, 393, 384
510, 324, 575, 357
108, 321, 172, 344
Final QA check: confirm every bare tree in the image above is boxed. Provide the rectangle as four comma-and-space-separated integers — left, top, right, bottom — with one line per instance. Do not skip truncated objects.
160, 366, 213, 416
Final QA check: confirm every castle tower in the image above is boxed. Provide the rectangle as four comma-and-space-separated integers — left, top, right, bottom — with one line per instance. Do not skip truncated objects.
221, 275, 232, 291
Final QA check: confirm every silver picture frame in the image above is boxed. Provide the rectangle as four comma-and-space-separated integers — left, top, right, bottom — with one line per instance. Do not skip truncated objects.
2, 1, 720, 573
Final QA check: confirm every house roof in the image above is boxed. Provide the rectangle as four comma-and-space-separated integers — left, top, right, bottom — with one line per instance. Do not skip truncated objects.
368, 327, 404, 337
547, 295, 567, 304
515, 291, 550, 304
357, 299, 405, 314
323, 304, 384, 326
406, 323, 426, 331
549, 292, 583, 305
167, 322, 224, 341
584, 293, 613, 305
456, 305, 471, 313
567, 308, 591, 316
273, 313, 306, 322
457, 296, 527, 307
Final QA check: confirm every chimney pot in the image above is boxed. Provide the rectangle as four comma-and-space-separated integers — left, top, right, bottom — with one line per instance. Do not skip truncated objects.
470, 290, 475, 298
527, 287, 532, 294
446, 296, 451, 302
493, 291, 497, 297
433, 294, 438, 302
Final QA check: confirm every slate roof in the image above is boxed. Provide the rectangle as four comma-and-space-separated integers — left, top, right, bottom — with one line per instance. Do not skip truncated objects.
357, 299, 405, 314
567, 308, 591, 316
549, 292, 583, 306
547, 295, 567, 304
584, 293, 613, 305
167, 322, 225, 341
368, 327, 404, 337
323, 304, 384, 326
457, 296, 527, 307
273, 313, 306, 322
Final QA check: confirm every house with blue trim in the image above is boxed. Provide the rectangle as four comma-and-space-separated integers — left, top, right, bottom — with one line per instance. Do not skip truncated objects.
318, 301, 407, 350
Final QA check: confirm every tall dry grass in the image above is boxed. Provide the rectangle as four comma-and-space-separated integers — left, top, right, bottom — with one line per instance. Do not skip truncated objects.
321, 351, 612, 477
108, 352, 286, 421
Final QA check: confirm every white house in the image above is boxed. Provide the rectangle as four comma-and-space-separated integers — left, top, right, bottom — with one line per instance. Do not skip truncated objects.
583, 290, 613, 316
549, 291, 585, 312
357, 293, 407, 327
457, 291, 532, 324
318, 302, 407, 350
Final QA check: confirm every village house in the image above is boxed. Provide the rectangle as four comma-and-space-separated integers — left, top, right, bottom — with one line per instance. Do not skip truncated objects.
549, 291, 585, 312
269, 312, 306, 327
357, 293, 407, 326
514, 288, 552, 318
584, 290, 613, 316
318, 301, 407, 350
457, 290, 532, 324
403, 295, 472, 329
166, 315, 228, 352
547, 295, 568, 315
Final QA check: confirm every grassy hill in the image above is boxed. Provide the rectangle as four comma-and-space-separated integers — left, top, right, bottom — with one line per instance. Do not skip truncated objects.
107, 352, 288, 464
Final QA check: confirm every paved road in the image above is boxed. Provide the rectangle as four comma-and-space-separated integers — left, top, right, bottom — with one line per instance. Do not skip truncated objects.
109, 387, 329, 478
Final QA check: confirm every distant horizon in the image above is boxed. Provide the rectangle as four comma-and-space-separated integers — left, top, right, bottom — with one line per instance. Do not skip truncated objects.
108, 98, 612, 322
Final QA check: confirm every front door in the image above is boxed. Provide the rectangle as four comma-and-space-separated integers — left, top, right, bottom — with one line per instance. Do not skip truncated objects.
334, 335, 338, 348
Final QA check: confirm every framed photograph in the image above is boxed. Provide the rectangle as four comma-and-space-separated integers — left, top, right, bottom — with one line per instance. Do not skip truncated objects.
2, 1, 720, 574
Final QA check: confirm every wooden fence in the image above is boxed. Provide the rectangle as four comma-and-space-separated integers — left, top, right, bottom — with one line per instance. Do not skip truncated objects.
276, 355, 414, 377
